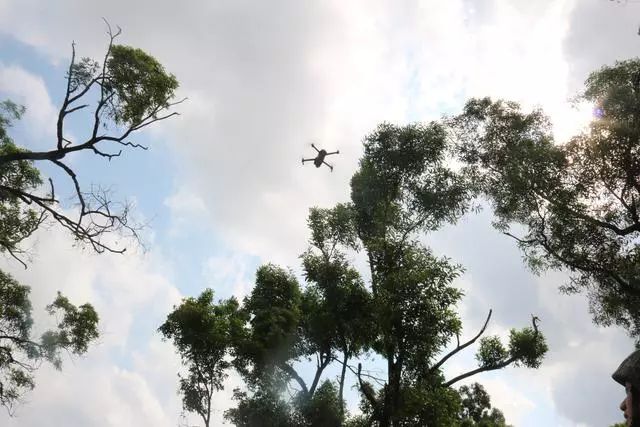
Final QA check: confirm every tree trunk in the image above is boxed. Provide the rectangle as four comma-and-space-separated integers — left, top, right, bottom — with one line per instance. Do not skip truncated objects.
204, 392, 212, 427
339, 348, 349, 418
379, 352, 394, 427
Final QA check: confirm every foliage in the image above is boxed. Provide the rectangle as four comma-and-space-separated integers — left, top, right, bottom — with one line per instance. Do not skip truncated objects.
105, 44, 178, 125
449, 58, 640, 339
233, 264, 303, 384
0, 271, 98, 414
224, 387, 293, 427
0, 101, 44, 262
458, 382, 511, 427
159, 289, 242, 427
294, 380, 344, 426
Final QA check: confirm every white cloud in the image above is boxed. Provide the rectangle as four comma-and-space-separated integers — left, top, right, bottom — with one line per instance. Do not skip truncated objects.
163, 185, 210, 237
479, 377, 536, 424
0, 63, 57, 144
0, 226, 191, 426
203, 253, 254, 300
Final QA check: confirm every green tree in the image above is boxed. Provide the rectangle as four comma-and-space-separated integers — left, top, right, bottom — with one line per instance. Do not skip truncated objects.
302, 204, 375, 417
224, 386, 294, 427
159, 289, 242, 427
294, 380, 344, 427
225, 213, 372, 426
347, 122, 547, 426
458, 382, 511, 427
449, 58, 640, 339
0, 22, 180, 412
233, 264, 305, 388
0, 101, 43, 263
0, 271, 98, 414
227, 264, 345, 424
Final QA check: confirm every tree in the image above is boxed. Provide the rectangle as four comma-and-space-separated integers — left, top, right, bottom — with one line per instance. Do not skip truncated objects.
159, 289, 242, 427
0, 22, 180, 412
227, 264, 340, 424
458, 382, 511, 427
294, 380, 344, 427
232, 264, 306, 388
224, 386, 294, 427
301, 204, 375, 417
449, 58, 640, 339
346, 122, 547, 426
0, 270, 98, 414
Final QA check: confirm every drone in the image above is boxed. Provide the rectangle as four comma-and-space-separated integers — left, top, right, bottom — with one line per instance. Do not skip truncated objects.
302, 143, 339, 172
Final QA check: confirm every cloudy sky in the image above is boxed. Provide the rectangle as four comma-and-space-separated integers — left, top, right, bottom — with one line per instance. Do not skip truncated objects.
0, 0, 638, 425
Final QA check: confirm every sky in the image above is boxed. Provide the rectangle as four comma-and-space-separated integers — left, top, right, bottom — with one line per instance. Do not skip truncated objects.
0, 0, 638, 425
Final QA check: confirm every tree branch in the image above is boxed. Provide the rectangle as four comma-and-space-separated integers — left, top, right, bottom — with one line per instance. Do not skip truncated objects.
309, 351, 332, 396
444, 315, 541, 387
357, 362, 378, 409
430, 309, 492, 374
279, 362, 309, 396
0, 184, 133, 254
444, 356, 517, 387
57, 42, 76, 150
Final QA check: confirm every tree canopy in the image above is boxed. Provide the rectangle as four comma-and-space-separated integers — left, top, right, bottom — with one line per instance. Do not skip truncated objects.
159, 289, 242, 427
449, 58, 640, 340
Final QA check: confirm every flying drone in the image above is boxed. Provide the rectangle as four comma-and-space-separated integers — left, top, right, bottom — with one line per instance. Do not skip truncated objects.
302, 143, 339, 172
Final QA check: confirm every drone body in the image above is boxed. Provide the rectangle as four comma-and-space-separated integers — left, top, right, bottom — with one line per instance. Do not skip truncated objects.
302, 143, 339, 171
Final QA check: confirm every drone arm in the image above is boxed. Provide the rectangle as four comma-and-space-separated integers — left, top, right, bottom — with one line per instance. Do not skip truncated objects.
311, 143, 320, 153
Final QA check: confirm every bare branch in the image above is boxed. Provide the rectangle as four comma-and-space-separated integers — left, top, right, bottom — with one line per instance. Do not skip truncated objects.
357, 363, 379, 409
131, 111, 180, 131
444, 356, 517, 387
309, 351, 332, 396
278, 362, 309, 396
117, 140, 148, 150
57, 42, 76, 150
49, 159, 84, 214
429, 309, 492, 374
47, 178, 55, 200
0, 184, 134, 255
66, 76, 106, 105
64, 104, 89, 115
5, 247, 27, 269
92, 146, 122, 161
330, 356, 387, 386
